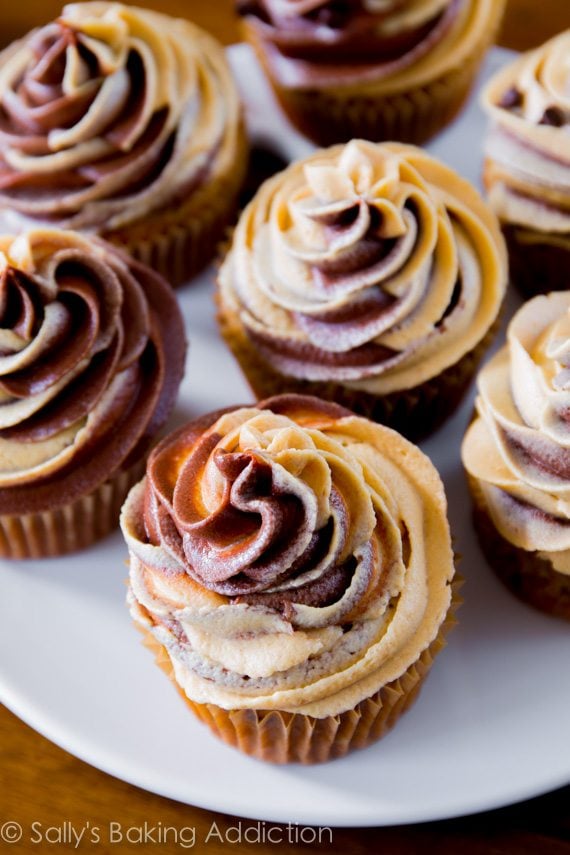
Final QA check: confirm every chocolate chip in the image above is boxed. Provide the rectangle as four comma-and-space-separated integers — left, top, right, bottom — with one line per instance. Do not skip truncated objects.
539, 106, 566, 127
499, 87, 522, 110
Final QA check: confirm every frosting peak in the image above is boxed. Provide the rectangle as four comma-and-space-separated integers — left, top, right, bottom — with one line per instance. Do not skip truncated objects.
0, 228, 185, 514
238, 0, 455, 66
0, 2, 241, 232
142, 398, 377, 609
239, 0, 502, 92
219, 140, 505, 393
463, 293, 570, 573
482, 31, 570, 235
122, 394, 455, 713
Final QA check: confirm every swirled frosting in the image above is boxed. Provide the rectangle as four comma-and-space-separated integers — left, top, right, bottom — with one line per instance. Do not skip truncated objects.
238, 0, 500, 89
462, 293, 570, 576
219, 140, 506, 395
0, 3, 241, 232
0, 228, 185, 515
122, 394, 454, 717
482, 31, 570, 237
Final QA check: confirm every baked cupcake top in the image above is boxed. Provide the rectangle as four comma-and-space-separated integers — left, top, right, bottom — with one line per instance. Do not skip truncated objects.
0, 228, 185, 514
238, 0, 501, 89
481, 31, 570, 234
0, 2, 241, 232
219, 139, 506, 394
122, 394, 454, 716
462, 293, 570, 576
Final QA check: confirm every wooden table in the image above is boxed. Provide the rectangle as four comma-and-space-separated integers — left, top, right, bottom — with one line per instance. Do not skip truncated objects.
1, 2, 569, 853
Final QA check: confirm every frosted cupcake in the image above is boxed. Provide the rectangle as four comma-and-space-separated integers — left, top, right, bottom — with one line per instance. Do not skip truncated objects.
0, 229, 185, 558
237, 0, 505, 146
462, 293, 570, 620
121, 394, 458, 763
481, 31, 570, 298
0, 3, 247, 285
218, 140, 507, 440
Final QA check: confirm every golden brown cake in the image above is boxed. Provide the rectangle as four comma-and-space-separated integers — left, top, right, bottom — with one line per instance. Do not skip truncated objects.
237, 0, 505, 146
218, 139, 507, 441
0, 228, 185, 558
121, 393, 458, 764
481, 31, 570, 299
0, 2, 247, 285
462, 293, 570, 620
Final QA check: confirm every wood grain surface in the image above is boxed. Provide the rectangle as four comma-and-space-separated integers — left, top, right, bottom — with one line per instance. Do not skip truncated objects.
1, 2, 569, 853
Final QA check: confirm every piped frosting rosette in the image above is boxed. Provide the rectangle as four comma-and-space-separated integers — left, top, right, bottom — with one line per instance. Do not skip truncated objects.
122, 394, 455, 717
238, 0, 499, 90
462, 293, 570, 576
0, 228, 185, 517
481, 30, 570, 236
219, 140, 505, 396
0, 2, 241, 233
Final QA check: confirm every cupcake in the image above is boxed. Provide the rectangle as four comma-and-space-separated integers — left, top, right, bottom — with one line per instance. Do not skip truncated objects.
481, 31, 570, 299
237, 0, 505, 146
462, 293, 570, 620
0, 2, 247, 286
218, 139, 507, 441
121, 394, 458, 764
0, 228, 185, 559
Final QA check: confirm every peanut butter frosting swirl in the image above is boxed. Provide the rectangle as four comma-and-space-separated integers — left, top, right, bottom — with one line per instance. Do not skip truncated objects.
482, 31, 570, 235
0, 2, 241, 232
463, 293, 570, 576
219, 140, 506, 395
0, 229, 185, 515
122, 394, 454, 717
238, 0, 500, 89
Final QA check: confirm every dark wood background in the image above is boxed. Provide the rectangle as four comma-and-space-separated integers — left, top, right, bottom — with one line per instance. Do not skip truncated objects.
1, 2, 569, 852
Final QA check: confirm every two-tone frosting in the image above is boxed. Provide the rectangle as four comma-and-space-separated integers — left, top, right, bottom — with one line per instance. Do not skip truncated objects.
0, 2, 242, 232
482, 31, 570, 238
122, 394, 454, 717
462, 293, 570, 576
219, 140, 506, 395
238, 0, 501, 90
0, 229, 185, 515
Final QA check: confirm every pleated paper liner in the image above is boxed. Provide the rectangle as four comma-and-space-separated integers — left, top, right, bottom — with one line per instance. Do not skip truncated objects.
140, 577, 461, 764
217, 296, 501, 443
0, 459, 145, 560
105, 124, 249, 288
242, 4, 504, 147
501, 224, 570, 301
468, 475, 570, 621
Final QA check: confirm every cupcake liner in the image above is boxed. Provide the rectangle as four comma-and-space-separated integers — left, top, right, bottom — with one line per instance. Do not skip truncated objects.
105, 124, 248, 287
501, 224, 570, 300
468, 474, 570, 621
218, 296, 500, 442
0, 459, 145, 560
140, 577, 461, 764
244, 8, 503, 147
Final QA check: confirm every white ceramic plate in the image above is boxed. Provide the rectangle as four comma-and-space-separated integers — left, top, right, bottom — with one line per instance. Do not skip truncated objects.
0, 44, 568, 829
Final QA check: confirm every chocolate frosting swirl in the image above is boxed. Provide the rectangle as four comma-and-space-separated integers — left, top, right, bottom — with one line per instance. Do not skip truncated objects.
463, 293, 570, 575
122, 394, 455, 716
0, 228, 185, 514
482, 31, 570, 237
238, 0, 453, 63
219, 140, 505, 394
0, 3, 241, 232
238, 0, 501, 89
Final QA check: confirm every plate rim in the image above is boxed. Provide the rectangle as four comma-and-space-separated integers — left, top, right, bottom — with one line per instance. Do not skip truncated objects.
2, 678, 569, 827
1, 41, 569, 829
